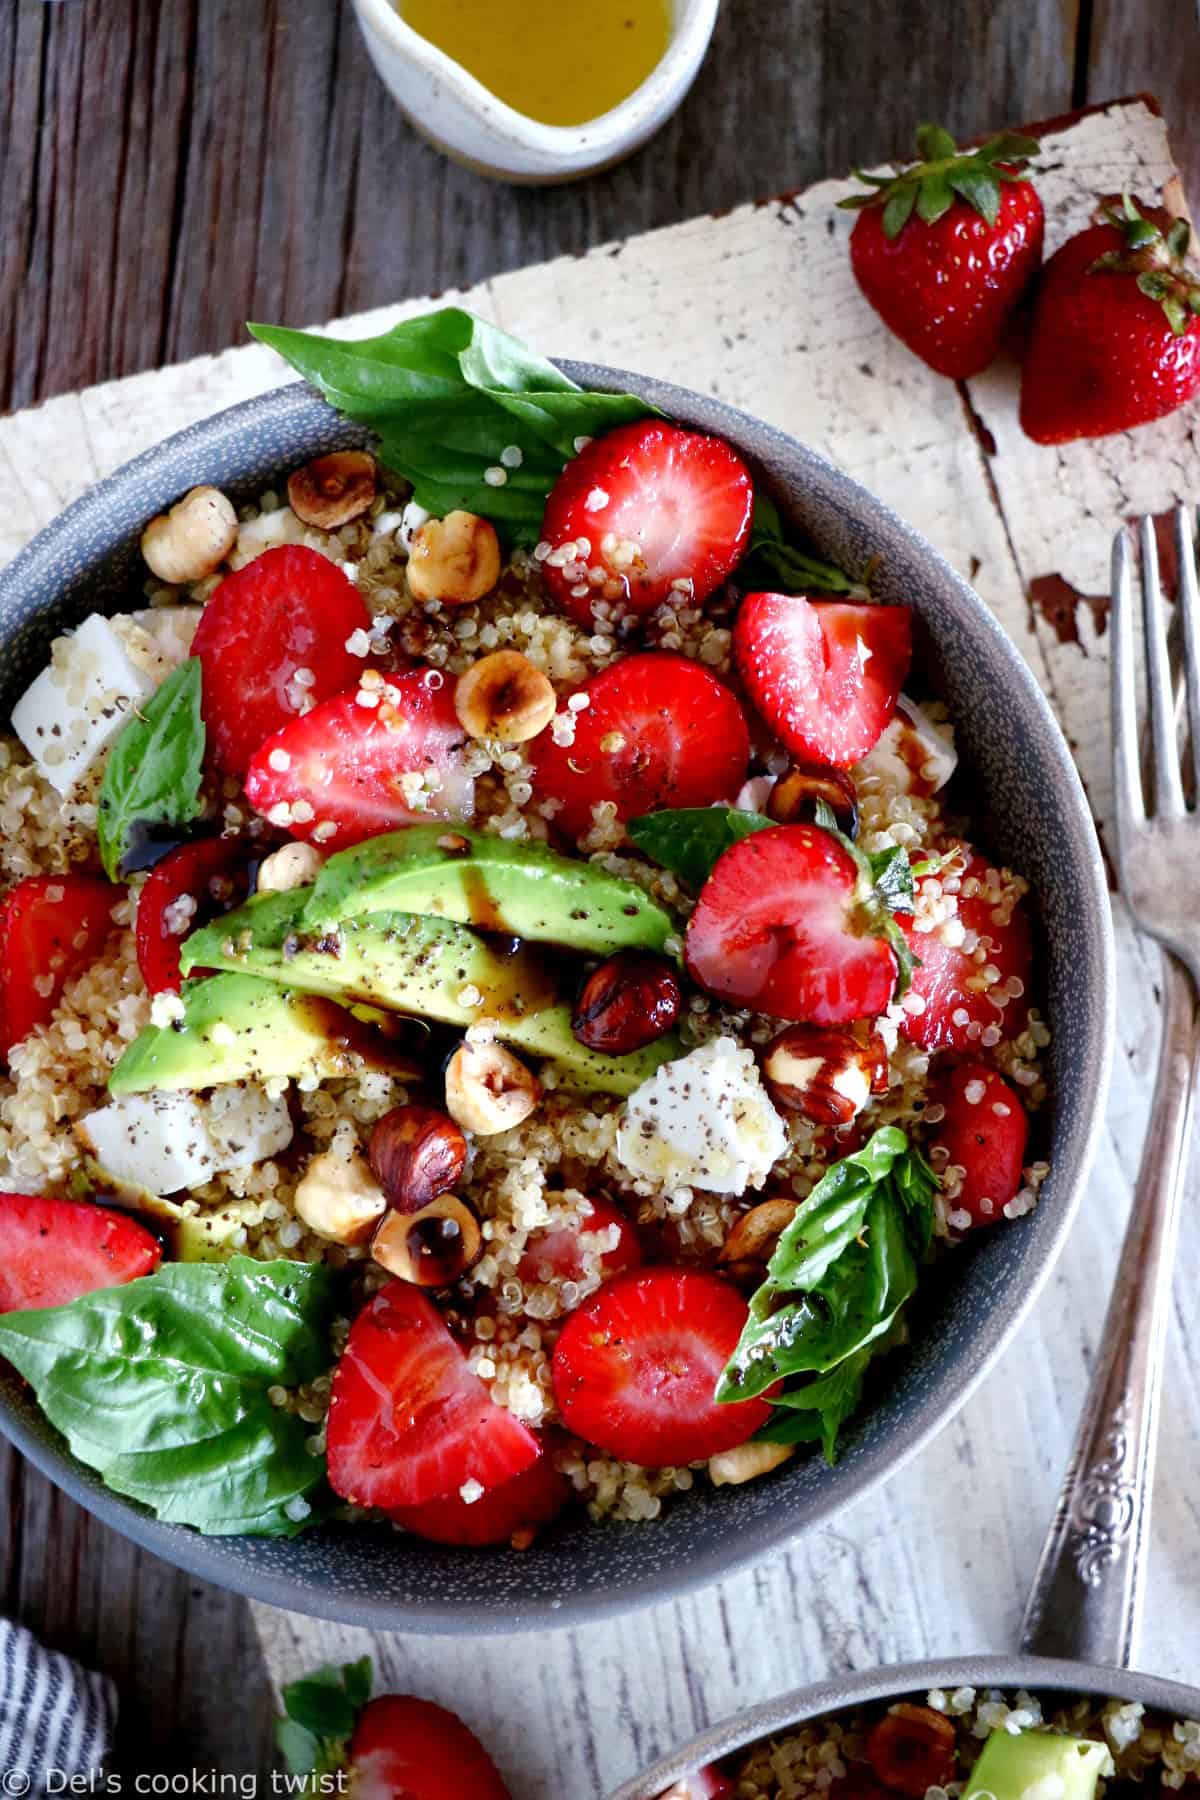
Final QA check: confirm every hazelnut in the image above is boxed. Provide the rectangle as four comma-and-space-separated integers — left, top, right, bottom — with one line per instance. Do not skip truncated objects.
454, 650, 557, 744
406, 510, 501, 606
255, 841, 324, 895
292, 1146, 387, 1245
718, 1197, 797, 1270
867, 1705, 958, 1798
371, 1194, 482, 1287
444, 1039, 540, 1136
141, 486, 237, 585
287, 450, 377, 530
761, 1023, 879, 1126
571, 951, 682, 1055
767, 764, 859, 838
708, 1440, 795, 1487
367, 1104, 468, 1213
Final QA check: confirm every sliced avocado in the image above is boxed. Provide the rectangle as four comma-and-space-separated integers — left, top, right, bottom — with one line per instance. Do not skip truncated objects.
963, 1730, 1110, 1800
182, 892, 679, 1096
108, 972, 425, 1096
82, 1165, 245, 1263
298, 824, 674, 955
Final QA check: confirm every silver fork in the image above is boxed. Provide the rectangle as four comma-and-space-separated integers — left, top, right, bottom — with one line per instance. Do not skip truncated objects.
1021, 505, 1200, 1666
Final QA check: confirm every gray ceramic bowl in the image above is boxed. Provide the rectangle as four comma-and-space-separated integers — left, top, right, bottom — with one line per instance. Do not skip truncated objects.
609, 1657, 1200, 1798
0, 369, 1115, 1632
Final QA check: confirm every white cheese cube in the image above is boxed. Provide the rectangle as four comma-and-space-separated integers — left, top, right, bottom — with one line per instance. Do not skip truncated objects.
78, 1089, 292, 1196
11, 613, 158, 795
617, 1038, 787, 1197
856, 696, 957, 798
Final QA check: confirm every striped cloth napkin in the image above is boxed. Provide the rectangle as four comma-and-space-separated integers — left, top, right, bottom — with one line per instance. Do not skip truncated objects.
0, 1619, 116, 1791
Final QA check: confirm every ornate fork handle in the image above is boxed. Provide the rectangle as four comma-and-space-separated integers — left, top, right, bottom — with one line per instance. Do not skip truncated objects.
1020, 949, 1200, 1666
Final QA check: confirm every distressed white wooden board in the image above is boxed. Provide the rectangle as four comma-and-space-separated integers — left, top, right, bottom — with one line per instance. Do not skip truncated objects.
3, 97, 1200, 1799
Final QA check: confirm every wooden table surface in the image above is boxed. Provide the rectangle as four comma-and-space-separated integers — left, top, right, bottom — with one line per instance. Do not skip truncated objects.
3, 0, 1199, 1784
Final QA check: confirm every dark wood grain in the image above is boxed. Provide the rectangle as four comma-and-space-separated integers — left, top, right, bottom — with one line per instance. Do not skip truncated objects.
1, 0, 1196, 1775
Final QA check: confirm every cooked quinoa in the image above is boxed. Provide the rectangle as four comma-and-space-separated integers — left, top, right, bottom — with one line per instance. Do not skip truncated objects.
0, 469, 1050, 1526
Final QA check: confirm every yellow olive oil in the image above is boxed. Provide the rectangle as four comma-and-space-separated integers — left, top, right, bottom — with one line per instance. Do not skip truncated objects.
397, 0, 673, 128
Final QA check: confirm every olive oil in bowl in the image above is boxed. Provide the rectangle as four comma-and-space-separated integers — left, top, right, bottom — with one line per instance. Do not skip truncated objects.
397, 0, 673, 128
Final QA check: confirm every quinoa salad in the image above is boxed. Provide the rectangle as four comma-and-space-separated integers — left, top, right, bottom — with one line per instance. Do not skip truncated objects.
0, 309, 1050, 1546
659, 1684, 1200, 1800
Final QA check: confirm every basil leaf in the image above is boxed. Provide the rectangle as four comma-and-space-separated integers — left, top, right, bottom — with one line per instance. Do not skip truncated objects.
0, 1256, 338, 1536
869, 844, 915, 914
249, 309, 656, 544
97, 657, 205, 881
756, 1348, 872, 1463
628, 806, 773, 891
743, 492, 862, 597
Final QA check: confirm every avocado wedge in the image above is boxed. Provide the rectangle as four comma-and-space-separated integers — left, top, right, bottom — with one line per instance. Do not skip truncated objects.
963, 1731, 1110, 1800
181, 891, 679, 1096
298, 824, 674, 955
109, 972, 425, 1095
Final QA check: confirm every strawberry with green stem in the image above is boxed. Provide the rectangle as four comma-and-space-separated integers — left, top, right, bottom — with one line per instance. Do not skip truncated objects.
1020, 194, 1200, 444
841, 124, 1044, 379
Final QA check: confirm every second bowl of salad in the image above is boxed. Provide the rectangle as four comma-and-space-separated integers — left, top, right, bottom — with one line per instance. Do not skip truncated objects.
0, 311, 1113, 1629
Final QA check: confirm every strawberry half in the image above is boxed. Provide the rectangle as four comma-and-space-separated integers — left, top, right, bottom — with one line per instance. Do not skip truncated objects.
191, 546, 372, 774
349, 1695, 512, 1800
392, 1446, 570, 1548
0, 873, 119, 1062
244, 666, 473, 849
517, 1196, 641, 1287
539, 420, 754, 628
326, 1281, 540, 1511
0, 1193, 161, 1313
899, 851, 1032, 1052
135, 836, 257, 994
685, 824, 899, 1024
927, 1062, 1029, 1227
841, 125, 1044, 380
733, 594, 911, 768
530, 651, 750, 842
1020, 196, 1200, 445
551, 1267, 773, 1466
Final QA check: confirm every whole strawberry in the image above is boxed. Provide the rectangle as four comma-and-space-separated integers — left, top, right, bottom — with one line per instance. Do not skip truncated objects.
1020, 195, 1200, 444
841, 124, 1044, 379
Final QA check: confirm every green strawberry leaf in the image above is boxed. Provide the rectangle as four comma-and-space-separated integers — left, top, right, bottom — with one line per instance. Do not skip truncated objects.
276, 1658, 372, 1787
915, 171, 954, 226
883, 183, 918, 240
948, 162, 1002, 227
915, 123, 957, 163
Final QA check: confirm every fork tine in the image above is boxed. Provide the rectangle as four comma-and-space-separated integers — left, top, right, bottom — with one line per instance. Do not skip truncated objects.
1176, 504, 1200, 803
1140, 515, 1185, 816
1111, 526, 1145, 830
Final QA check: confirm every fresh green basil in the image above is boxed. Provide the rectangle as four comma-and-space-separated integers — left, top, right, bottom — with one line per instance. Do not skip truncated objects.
97, 656, 205, 881
628, 805, 773, 891
0, 1256, 338, 1536
742, 492, 864, 597
249, 308, 656, 543
717, 1128, 938, 1460
276, 1658, 372, 1780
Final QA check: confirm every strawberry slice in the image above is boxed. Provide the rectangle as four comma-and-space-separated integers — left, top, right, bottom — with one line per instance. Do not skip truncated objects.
551, 1267, 772, 1466
531, 652, 750, 843
927, 1063, 1029, 1228
392, 1447, 570, 1548
349, 1695, 512, 1800
326, 1281, 540, 1511
517, 1196, 641, 1286
656, 1771, 736, 1800
191, 546, 372, 774
685, 824, 898, 1024
539, 421, 754, 629
0, 874, 119, 1061
135, 837, 257, 994
244, 666, 473, 850
900, 852, 1033, 1052
733, 593, 911, 767
0, 1193, 161, 1313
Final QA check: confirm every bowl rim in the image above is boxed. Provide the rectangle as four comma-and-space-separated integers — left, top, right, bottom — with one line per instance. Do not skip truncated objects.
0, 370, 1117, 1632
607, 1655, 1200, 1799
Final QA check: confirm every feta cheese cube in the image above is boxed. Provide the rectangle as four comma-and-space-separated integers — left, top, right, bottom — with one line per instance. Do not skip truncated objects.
616, 1037, 787, 1196
11, 613, 158, 795
78, 1089, 292, 1196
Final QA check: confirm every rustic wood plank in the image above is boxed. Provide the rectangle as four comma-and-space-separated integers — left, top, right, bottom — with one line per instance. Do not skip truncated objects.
1086, 0, 1200, 204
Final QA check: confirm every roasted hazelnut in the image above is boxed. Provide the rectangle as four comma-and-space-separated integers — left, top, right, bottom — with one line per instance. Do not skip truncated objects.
141, 486, 237, 585
867, 1705, 957, 1798
708, 1441, 795, 1486
287, 451, 377, 530
718, 1197, 797, 1271
767, 764, 859, 838
853, 1020, 891, 1095
571, 951, 682, 1055
368, 1104, 468, 1213
407, 510, 501, 606
293, 1147, 387, 1246
762, 1023, 878, 1126
371, 1194, 482, 1286
444, 1039, 540, 1136
454, 650, 557, 744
